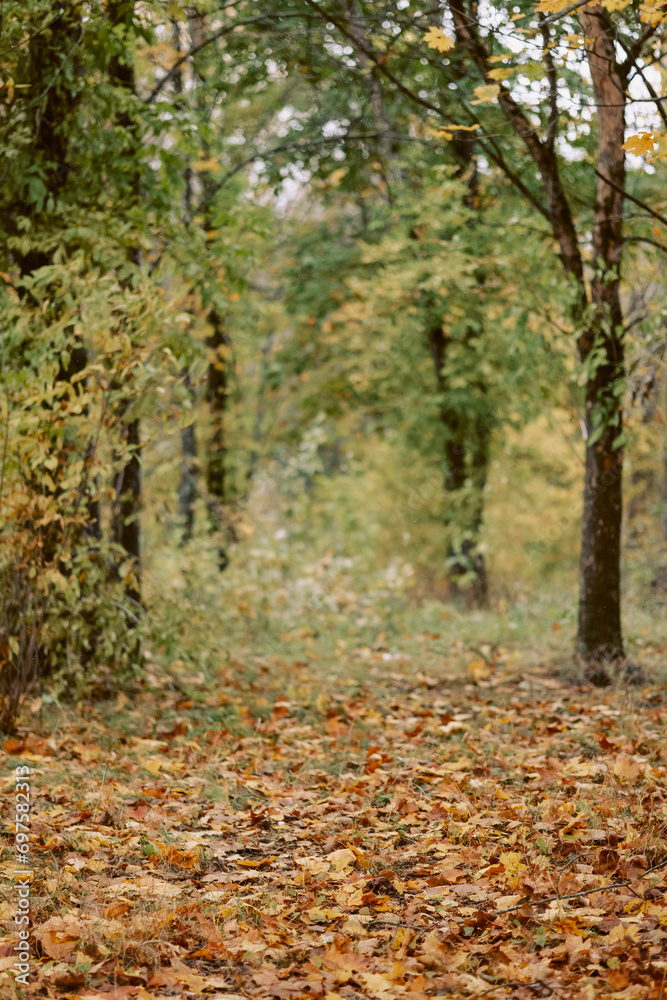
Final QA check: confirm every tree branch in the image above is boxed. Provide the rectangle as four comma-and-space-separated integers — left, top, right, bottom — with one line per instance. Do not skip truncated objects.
144, 12, 314, 104
542, 0, 592, 26
448, 0, 584, 284
621, 22, 659, 74
302, 0, 447, 119
594, 167, 667, 229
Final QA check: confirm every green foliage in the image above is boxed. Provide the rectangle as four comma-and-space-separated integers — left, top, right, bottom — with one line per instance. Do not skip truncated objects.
1, 0, 667, 721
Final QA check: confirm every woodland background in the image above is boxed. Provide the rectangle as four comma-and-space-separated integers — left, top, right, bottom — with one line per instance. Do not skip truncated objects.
2, 1, 667, 997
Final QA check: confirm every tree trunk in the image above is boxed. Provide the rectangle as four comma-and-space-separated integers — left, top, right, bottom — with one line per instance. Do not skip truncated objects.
108, 0, 143, 610
112, 417, 141, 613
429, 326, 489, 608
13, 5, 102, 551
178, 373, 198, 545
206, 309, 232, 570
448, 0, 627, 673
575, 4, 627, 674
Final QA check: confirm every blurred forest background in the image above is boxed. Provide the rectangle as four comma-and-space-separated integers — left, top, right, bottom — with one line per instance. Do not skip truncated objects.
2, 0, 667, 727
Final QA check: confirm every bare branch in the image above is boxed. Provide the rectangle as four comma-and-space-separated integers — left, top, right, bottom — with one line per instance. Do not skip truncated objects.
594, 167, 667, 229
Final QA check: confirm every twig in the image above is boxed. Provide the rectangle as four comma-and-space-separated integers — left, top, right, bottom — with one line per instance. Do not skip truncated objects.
594, 168, 667, 229
542, 0, 592, 26
494, 855, 667, 913
368, 916, 436, 930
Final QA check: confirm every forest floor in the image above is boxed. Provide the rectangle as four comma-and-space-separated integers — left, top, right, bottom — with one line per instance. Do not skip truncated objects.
1, 627, 667, 1000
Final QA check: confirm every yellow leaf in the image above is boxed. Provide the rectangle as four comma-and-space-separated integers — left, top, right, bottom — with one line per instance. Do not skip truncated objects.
166, 0, 188, 20
423, 27, 455, 53
500, 851, 528, 874
295, 856, 329, 874
432, 123, 481, 141
308, 906, 341, 921
535, 0, 574, 12
329, 167, 347, 187
469, 658, 493, 682
488, 67, 514, 81
471, 84, 501, 105
345, 842, 372, 870
496, 893, 525, 909
622, 132, 656, 156
639, 0, 667, 25
143, 757, 163, 775
601, 0, 631, 8
236, 521, 254, 535
360, 971, 395, 996
327, 848, 356, 871
613, 755, 643, 781
192, 156, 221, 173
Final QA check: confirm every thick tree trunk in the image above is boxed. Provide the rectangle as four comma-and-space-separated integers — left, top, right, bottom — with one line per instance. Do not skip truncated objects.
575, 5, 627, 674
14, 6, 103, 550
578, 420, 623, 671
448, 0, 628, 673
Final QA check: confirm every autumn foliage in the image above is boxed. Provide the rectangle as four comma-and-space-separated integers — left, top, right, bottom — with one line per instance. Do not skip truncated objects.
2, 661, 667, 997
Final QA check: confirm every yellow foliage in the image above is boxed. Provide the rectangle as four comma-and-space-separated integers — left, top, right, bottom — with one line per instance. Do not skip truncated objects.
622, 133, 656, 157
192, 156, 221, 173
471, 84, 501, 105
423, 27, 455, 53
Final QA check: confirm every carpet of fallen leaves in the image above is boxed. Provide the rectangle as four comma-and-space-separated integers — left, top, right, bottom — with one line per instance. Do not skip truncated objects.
2, 659, 667, 1000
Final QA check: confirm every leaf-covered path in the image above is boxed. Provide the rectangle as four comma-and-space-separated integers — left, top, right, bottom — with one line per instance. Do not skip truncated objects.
2, 661, 667, 999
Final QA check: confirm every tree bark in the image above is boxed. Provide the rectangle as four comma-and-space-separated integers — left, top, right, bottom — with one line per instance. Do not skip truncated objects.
112, 417, 141, 611
13, 5, 102, 549
429, 326, 489, 608
206, 309, 232, 570
108, 0, 143, 610
178, 373, 198, 545
575, 5, 627, 671
448, 0, 627, 674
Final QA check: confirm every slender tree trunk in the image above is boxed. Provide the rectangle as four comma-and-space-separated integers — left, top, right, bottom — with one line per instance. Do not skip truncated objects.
247, 333, 276, 482
170, 22, 199, 546
108, 0, 143, 610
112, 417, 141, 610
187, 11, 234, 569
431, 33, 489, 606
178, 373, 198, 544
429, 326, 489, 607
206, 309, 232, 570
